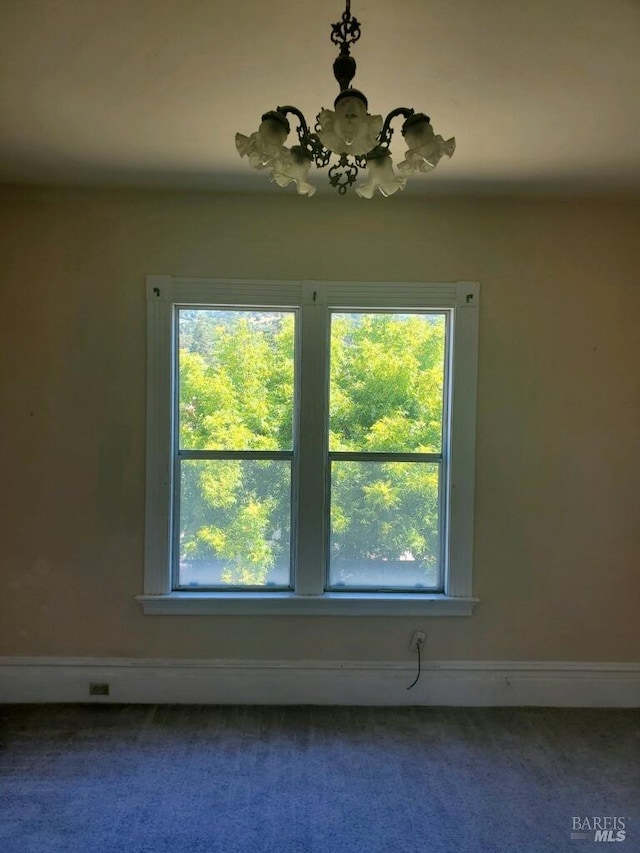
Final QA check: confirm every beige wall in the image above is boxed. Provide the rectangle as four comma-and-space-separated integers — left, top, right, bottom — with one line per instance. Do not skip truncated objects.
1, 186, 638, 662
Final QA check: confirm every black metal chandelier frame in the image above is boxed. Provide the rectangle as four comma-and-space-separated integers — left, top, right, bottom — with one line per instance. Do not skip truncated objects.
275, 1, 416, 194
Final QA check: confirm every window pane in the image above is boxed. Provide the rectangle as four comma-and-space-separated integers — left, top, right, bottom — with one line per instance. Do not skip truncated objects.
329, 312, 446, 453
178, 459, 291, 588
328, 461, 441, 590
178, 309, 295, 451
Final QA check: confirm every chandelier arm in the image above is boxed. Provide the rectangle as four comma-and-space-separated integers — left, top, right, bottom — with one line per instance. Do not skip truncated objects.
276, 105, 311, 139
276, 105, 330, 165
379, 107, 415, 149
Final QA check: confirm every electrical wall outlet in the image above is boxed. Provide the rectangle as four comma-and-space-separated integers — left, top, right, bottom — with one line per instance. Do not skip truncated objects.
409, 631, 426, 651
89, 682, 110, 696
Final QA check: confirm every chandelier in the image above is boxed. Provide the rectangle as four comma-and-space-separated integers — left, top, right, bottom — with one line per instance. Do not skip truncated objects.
235, 1, 455, 198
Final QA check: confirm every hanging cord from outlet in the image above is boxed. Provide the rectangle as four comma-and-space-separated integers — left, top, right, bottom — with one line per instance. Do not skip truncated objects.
406, 639, 422, 690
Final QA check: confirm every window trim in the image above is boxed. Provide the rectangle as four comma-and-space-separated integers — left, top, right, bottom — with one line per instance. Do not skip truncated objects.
139, 277, 480, 616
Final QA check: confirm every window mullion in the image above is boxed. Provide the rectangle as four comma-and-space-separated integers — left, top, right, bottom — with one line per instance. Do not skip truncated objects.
295, 298, 329, 595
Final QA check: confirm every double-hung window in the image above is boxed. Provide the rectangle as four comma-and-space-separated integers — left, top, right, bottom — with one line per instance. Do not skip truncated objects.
140, 278, 479, 615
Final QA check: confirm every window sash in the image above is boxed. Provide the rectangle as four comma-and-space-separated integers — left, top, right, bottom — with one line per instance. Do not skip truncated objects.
173, 456, 294, 591
327, 308, 448, 456
173, 304, 299, 592
326, 456, 445, 593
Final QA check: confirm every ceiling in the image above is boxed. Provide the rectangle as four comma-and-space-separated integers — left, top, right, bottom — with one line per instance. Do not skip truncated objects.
1, 0, 639, 197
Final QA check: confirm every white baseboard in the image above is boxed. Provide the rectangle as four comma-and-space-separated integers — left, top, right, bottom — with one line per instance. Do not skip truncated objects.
0, 657, 638, 707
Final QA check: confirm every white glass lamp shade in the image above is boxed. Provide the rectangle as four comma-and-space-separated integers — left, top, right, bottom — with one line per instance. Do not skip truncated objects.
397, 113, 455, 175
270, 146, 317, 197
355, 151, 407, 199
317, 90, 382, 155
236, 111, 290, 170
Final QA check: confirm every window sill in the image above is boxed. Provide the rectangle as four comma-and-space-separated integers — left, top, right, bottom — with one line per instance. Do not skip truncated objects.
135, 592, 479, 616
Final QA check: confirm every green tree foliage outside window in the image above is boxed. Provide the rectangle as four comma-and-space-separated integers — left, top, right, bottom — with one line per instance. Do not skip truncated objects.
177, 309, 446, 589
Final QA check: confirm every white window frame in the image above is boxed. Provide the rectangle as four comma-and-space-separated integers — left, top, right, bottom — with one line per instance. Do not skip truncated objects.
138, 277, 480, 616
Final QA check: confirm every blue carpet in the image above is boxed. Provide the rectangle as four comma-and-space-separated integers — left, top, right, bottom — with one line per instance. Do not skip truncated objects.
0, 705, 638, 852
